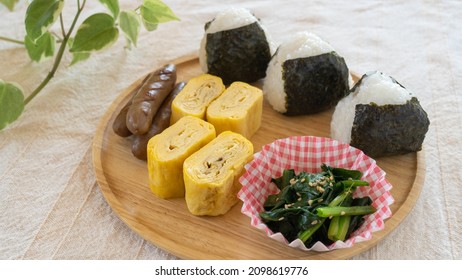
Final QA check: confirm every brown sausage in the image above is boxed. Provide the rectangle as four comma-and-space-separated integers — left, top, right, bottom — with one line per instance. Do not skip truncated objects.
131, 82, 186, 160
126, 64, 177, 135
112, 73, 152, 137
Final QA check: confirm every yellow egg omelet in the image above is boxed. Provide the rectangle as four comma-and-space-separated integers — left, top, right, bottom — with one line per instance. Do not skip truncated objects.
170, 74, 225, 125
206, 81, 263, 139
183, 131, 254, 216
147, 116, 216, 199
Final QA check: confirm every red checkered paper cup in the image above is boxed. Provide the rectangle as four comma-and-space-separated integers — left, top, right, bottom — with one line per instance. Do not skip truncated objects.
237, 136, 394, 252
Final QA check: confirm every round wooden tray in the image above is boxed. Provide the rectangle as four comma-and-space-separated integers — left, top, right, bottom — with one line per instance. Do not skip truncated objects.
92, 55, 425, 259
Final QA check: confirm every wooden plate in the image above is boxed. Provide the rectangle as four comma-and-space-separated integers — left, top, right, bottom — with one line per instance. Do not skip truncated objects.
92, 55, 425, 259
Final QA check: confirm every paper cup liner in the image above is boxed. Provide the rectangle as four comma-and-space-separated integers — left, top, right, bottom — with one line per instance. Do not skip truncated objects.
237, 136, 394, 252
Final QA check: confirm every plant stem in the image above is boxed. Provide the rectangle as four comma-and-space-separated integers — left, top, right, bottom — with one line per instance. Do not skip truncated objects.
327, 215, 351, 241
59, 14, 66, 38
24, 0, 87, 106
298, 187, 355, 243
298, 218, 325, 243
0, 36, 24, 45
316, 206, 377, 218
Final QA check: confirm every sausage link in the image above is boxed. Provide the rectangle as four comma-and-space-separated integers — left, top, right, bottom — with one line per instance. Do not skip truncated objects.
131, 82, 186, 160
126, 64, 177, 135
112, 73, 151, 137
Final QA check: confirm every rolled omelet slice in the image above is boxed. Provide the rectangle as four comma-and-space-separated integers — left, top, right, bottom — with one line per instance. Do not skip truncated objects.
183, 131, 254, 216
206, 81, 263, 139
170, 74, 225, 125
147, 116, 216, 199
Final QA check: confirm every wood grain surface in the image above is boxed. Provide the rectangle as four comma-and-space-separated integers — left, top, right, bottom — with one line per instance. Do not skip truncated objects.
92, 55, 425, 259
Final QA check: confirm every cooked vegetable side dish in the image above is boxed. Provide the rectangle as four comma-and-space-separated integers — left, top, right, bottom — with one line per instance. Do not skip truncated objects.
260, 164, 376, 247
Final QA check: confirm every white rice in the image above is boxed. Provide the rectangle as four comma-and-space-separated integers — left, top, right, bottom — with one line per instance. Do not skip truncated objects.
199, 8, 273, 73
330, 71, 413, 144
263, 32, 336, 113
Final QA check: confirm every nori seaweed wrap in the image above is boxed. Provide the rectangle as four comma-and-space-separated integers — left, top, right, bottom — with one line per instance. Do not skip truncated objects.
263, 32, 350, 115
331, 71, 430, 158
282, 52, 349, 115
199, 8, 272, 85
351, 97, 429, 157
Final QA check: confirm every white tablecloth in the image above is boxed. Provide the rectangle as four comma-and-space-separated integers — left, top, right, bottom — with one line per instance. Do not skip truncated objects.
1, 0, 461, 259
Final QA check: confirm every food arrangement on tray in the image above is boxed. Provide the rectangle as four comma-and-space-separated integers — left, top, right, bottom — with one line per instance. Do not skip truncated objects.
238, 136, 393, 251
101, 7, 430, 255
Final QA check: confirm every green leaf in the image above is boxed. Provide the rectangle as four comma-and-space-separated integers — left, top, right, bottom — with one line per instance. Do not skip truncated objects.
71, 52, 91, 65
142, 20, 158, 31
67, 38, 91, 65
25, 0, 64, 42
0, 0, 19, 11
119, 10, 140, 46
0, 80, 24, 130
140, 0, 179, 28
24, 31, 55, 62
98, 0, 120, 19
70, 13, 119, 53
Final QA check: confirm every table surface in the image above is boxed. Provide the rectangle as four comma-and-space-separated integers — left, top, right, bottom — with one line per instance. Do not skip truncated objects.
1, 0, 461, 260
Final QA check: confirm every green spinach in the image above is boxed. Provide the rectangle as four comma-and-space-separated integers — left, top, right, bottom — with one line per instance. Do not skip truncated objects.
260, 164, 376, 247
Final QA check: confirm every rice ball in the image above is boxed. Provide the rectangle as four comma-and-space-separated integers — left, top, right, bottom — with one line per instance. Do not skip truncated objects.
331, 71, 430, 157
263, 32, 350, 115
199, 8, 273, 84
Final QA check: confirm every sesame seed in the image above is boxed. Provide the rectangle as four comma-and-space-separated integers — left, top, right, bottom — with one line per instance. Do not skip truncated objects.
297, 197, 302, 201
290, 178, 296, 185
278, 217, 284, 221
341, 211, 346, 216
318, 198, 323, 203
311, 220, 318, 225
301, 178, 305, 183
329, 216, 333, 219
308, 200, 313, 206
